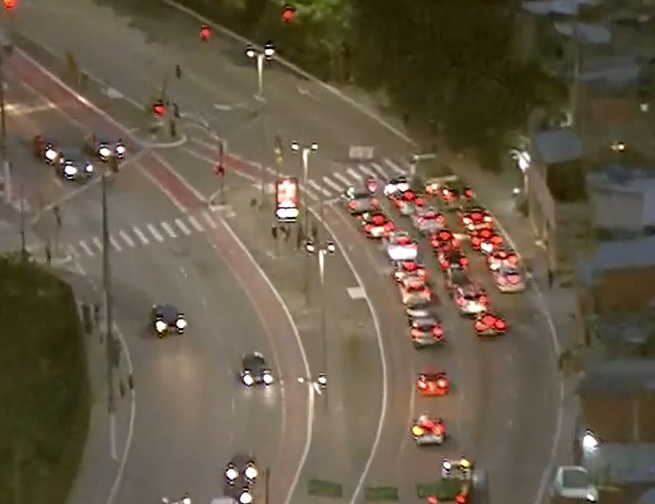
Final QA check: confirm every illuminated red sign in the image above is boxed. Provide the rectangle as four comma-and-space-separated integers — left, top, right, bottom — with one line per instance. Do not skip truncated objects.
275, 177, 299, 222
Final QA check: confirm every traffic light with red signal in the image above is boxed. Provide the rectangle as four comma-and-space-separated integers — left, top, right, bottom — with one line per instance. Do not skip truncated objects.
199, 24, 211, 42
281, 4, 295, 23
153, 100, 166, 117
3, 0, 16, 11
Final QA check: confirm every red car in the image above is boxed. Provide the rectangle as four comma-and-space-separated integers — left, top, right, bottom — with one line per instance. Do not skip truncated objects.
417, 371, 449, 396
410, 317, 444, 348
392, 189, 424, 208
474, 311, 507, 336
362, 212, 394, 238
487, 248, 519, 271
430, 229, 460, 251
470, 228, 503, 253
394, 260, 429, 283
459, 205, 492, 232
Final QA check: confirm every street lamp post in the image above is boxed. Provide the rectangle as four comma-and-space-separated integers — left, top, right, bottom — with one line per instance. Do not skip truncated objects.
305, 239, 336, 411
290, 140, 318, 236
245, 41, 275, 101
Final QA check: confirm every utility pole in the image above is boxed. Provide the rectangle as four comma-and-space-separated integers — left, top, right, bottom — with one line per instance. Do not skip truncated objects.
0, 30, 10, 209
101, 173, 115, 415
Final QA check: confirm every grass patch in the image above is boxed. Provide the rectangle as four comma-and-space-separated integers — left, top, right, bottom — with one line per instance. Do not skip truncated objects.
0, 256, 90, 504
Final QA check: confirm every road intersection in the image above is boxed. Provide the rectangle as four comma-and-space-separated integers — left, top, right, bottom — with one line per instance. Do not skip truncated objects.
10, 1, 572, 504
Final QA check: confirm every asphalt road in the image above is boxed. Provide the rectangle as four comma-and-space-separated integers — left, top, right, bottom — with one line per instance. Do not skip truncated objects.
14, 2, 560, 504
7, 50, 310, 504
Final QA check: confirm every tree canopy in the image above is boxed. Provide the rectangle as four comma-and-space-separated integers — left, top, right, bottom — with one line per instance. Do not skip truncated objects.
193, 0, 565, 170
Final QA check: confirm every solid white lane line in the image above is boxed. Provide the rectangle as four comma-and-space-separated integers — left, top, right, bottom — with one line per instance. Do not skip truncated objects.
147, 224, 164, 242
161, 222, 177, 238
188, 215, 205, 232
132, 227, 150, 245
174, 218, 192, 235
119, 230, 135, 248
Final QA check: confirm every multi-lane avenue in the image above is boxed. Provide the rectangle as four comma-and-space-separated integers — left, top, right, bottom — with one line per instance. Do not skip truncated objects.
13, 1, 565, 504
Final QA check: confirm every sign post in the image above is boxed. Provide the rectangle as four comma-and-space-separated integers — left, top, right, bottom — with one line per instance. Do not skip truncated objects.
274, 177, 299, 223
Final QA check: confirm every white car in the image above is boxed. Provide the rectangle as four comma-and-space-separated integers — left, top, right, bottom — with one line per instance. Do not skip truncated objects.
411, 207, 445, 235
384, 175, 410, 196
399, 275, 431, 304
551, 466, 598, 502
493, 266, 525, 292
454, 285, 488, 315
383, 231, 418, 261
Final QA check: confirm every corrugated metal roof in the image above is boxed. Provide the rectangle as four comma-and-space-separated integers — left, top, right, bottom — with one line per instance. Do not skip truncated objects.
584, 443, 655, 484
533, 128, 583, 164
580, 359, 655, 394
522, 0, 601, 16
587, 165, 655, 195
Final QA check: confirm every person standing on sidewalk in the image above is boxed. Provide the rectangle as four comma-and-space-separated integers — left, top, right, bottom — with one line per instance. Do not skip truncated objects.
547, 269, 554, 289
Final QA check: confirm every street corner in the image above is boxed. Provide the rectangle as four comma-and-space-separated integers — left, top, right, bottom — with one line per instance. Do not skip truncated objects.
128, 121, 188, 149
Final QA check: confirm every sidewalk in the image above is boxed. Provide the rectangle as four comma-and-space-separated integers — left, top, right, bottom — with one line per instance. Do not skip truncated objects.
55, 268, 134, 504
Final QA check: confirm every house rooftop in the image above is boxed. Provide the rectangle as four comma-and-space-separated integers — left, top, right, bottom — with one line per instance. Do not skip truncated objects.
522, 0, 600, 16
576, 235, 655, 283
532, 128, 583, 165
587, 164, 655, 196
580, 359, 655, 394
587, 312, 652, 347
583, 443, 655, 485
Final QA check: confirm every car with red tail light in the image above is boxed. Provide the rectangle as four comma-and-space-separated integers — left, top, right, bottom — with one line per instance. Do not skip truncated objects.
384, 231, 418, 261
474, 311, 507, 336
412, 207, 446, 235
469, 228, 502, 253
453, 284, 488, 315
492, 265, 525, 292
438, 249, 469, 272
361, 212, 394, 238
342, 186, 379, 215
412, 415, 447, 445
416, 371, 449, 396
487, 247, 519, 271
400, 275, 431, 304
410, 316, 444, 348
430, 229, 460, 252
393, 260, 429, 284
458, 204, 492, 232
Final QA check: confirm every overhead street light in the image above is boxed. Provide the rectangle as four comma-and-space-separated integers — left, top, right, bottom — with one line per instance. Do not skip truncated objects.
290, 140, 318, 234
245, 41, 275, 100
305, 239, 336, 410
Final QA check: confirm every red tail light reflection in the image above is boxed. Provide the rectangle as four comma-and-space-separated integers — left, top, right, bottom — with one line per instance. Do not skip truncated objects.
434, 423, 445, 435
508, 275, 519, 284
371, 198, 379, 207
436, 378, 447, 388
418, 380, 427, 389
495, 320, 506, 330
456, 494, 466, 504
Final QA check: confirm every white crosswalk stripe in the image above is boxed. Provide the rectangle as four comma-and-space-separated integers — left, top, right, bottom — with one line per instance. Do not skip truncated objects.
133, 226, 150, 245
201, 210, 217, 229
299, 184, 318, 201
333, 172, 352, 187
346, 167, 363, 181
147, 224, 164, 242
308, 179, 331, 197
358, 164, 377, 177
175, 218, 192, 235
370, 162, 388, 177
79, 240, 95, 257
188, 215, 204, 233
323, 176, 343, 192
161, 222, 177, 238
109, 235, 122, 252
119, 230, 135, 248
92, 237, 103, 251
384, 158, 406, 174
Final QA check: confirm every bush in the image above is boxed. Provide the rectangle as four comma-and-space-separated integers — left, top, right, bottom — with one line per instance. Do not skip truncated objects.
0, 256, 90, 504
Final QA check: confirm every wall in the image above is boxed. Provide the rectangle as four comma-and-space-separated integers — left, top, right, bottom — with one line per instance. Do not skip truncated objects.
593, 265, 655, 314
582, 391, 655, 442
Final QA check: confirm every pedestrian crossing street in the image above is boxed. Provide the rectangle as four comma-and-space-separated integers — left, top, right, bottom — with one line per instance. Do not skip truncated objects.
284, 158, 409, 202
64, 209, 222, 258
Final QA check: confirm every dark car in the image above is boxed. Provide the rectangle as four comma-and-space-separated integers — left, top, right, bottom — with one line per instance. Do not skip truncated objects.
150, 303, 187, 337
224, 454, 258, 486
405, 297, 434, 320
446, 268, 472, 291
57, 150, 95, 182
240, 352, 273, 386
343, 186, 379, 215
83, 133, 126, 161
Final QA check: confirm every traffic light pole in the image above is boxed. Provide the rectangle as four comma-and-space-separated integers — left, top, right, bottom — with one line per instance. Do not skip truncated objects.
101, 173, 116, 418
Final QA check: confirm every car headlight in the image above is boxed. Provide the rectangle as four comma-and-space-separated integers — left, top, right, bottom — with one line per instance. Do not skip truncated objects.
182, 498, 191, 504
244, 466, 258, 480
176, 318, 187, 329
85, 163, 94, 172
155, 320, 167, 333
239, 491, 252, 504
263, 373, 273, 385
116, 145, 126, 154
45, 149, 57, 160
442, 460, 452, 470
242, 373, 254, 386
64, 165, 78, 176
225, 467, 238, 480
99, 147, 111, 157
